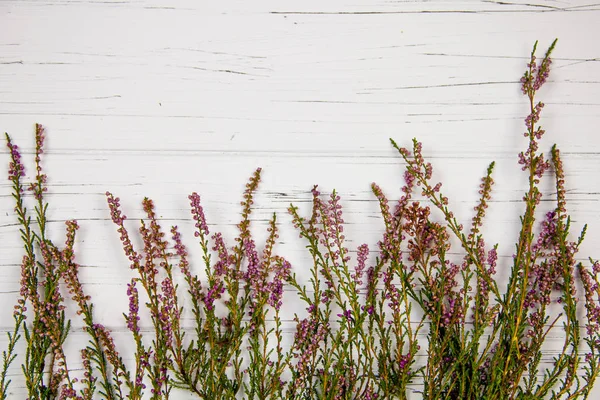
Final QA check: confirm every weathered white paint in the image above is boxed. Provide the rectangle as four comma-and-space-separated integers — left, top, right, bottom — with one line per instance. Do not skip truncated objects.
1, 0, 599, 398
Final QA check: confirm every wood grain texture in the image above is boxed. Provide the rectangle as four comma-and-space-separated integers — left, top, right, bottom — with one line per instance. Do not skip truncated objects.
1, 0, 599, 398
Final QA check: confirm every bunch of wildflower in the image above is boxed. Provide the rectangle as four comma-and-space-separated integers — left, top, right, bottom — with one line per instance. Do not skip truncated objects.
4, 39, 600, 400
105, 167, 294, 399
4, 126, 133, 400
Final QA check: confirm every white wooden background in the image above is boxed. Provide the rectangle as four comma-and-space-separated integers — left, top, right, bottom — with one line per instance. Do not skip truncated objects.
1, 0, 599, 398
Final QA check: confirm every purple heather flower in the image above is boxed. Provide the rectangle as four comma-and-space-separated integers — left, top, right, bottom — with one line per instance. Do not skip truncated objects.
238, 168, 262, 235
337, 309, 354, 323
203, 280, 225, 311
487, 247, 498, 275
189, 192, 209, 237
171, 225, 187, 259
267, 257, 291, 311
586, 353, 596, 364
534, 55, 552, 90
6, 138, 25, 183
106, 192, 125, 225
291, 317, 328, 391
22, 124, 49, 201
326, 192, 351, 265
142, 197, 170, 257
244, 236, 264, 295
126, 279, 140, 334
534, 211, 558, 251
364, 387, 379, 400
520, 50, 553, 95
92, 324, 121, 369
593, 260, 600, 275
34, 123, 45, 154
365, 266, 377, 297
59, 385, 77, 399
106, 192, 143, 271
372, 182, 402, 260
371, 183, 392, 227
59, 220, 98, 320
312, 188, 351, 269
383, 270, 401, 313
159, 277, 178, 347
398, 353, 412, 371
352, 243, 369, 288
171, 225, 203, 304
212, 232, 231, 277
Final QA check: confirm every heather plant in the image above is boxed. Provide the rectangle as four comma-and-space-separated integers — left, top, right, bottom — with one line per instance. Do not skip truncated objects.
2, 40, 600, 400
